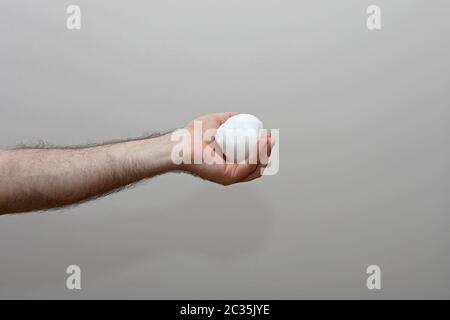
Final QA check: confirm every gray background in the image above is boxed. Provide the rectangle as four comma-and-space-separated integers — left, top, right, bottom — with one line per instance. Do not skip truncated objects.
0, 0, 449, 299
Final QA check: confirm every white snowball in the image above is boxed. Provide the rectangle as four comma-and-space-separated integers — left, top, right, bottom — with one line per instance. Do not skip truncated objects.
215, 114, 263, 163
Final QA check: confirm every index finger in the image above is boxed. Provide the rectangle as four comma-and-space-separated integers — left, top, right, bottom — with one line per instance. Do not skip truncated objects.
214, 112, 238, 126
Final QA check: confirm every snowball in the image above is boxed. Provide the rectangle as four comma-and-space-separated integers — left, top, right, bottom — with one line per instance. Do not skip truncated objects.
215, 114, 263, 163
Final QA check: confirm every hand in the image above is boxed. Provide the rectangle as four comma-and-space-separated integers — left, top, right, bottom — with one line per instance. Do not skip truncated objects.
181, 112, 274, 186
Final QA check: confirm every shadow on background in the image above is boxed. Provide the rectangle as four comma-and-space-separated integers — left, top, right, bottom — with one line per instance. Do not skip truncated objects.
93, 185, 274, 263
0, 185, 274, 290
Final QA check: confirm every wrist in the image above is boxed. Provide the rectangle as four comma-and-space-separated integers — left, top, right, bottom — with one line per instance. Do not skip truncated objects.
115, 133, 178, 177
147, 132, 179, 173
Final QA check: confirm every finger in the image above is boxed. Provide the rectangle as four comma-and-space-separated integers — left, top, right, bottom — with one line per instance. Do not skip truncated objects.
257, 135, 270, 165
204, 128, 218, 144
208, 139, 226, 162
268, 132, 276, 154
225, 111, 238, 118
199, 134, 227, 165
230, 161, 258, 183
241, 165, 265, 182
215, 112, 238, 125
266, 134, 274, 158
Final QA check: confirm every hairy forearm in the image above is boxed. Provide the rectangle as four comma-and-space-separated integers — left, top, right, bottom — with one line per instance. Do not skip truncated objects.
0, 134, 175, 214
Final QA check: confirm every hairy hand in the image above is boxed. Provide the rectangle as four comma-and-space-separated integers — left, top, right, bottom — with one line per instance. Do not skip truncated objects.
182, 112, 274, 186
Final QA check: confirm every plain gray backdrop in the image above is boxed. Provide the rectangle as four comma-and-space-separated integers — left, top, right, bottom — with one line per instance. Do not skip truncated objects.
0, 0, 449, 299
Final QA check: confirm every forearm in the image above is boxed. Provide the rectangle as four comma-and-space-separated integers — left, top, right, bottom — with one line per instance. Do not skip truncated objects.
0, 134, 175, 214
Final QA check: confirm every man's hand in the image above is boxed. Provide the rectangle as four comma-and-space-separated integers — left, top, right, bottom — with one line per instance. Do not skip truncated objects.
181, 112, 274, 186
